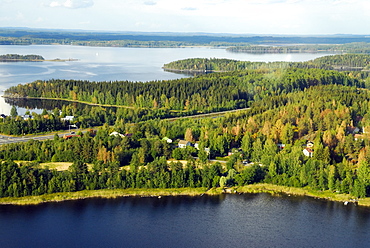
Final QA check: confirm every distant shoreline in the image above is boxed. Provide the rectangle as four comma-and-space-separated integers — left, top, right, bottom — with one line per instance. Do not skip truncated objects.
0, 58, 78, 62
0, 184, 367, 207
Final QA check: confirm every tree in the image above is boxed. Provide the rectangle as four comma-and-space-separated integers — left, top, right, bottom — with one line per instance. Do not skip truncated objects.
172, 148, 183, 160
354, 161, 370, 197
241, 132, 253, 160
185, 128, 194, 142
10, 106, 18, 117
219, 176, 227, 188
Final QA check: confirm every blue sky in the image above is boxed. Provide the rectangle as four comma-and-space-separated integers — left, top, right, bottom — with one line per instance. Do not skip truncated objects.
0, 0, 369, 35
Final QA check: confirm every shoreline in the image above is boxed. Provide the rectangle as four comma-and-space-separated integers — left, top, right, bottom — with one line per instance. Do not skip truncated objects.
0, 184, 368, 207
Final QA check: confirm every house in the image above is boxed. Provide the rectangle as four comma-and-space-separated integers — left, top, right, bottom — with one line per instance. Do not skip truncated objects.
307, 141, 314, 148
303, 141, 314, 157
303, 148, 314, 157
204, 148, 210, 155
228, 148, 242, 156
162, 137, 173, 143
347, 126, 360, 134
61, 115, 74, 122
178, 140, 191, 148
110, 131, 125, 138
277, 144, 285, 150
22, 115, 33, 120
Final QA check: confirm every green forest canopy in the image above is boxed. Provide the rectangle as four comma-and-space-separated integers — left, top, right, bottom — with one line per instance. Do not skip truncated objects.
3, 54, 370, 200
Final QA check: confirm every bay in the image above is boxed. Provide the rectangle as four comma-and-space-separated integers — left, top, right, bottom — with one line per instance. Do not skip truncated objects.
0, 45, 332, 115
1, 193, 369, 248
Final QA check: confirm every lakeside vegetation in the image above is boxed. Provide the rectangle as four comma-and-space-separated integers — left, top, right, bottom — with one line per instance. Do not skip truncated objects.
0, 184, 365, 206
0, 188, 212, 205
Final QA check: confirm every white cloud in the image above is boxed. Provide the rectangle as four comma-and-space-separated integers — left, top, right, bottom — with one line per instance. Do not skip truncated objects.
48, 0, 94, 9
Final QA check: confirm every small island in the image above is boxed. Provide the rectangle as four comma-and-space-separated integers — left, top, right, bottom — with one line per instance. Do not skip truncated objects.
0, 54, 45, 62
0, 54, 78, 62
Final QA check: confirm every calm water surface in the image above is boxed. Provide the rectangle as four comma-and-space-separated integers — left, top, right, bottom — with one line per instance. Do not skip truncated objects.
0, 45, 332, 114
0, 193, 369, 248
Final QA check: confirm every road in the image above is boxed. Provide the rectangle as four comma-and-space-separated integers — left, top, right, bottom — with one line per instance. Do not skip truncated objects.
0, 107, 251, 145
0, 133, 64, 145
164, 107, 250, 121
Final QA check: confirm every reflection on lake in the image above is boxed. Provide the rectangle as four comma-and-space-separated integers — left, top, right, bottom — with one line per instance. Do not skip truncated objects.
4, 97, 116, 114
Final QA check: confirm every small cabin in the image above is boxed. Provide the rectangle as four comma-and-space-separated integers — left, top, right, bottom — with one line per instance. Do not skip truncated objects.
162, 137, 173, 143
110, 131, 125, 138
303, 148, 314, 157
178, 140, 191, 148
22, 115, 33, 120
61, 116, 74, 122
303, 141, 314, 157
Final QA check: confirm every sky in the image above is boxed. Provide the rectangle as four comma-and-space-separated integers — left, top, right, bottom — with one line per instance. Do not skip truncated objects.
0, 0, 369, 35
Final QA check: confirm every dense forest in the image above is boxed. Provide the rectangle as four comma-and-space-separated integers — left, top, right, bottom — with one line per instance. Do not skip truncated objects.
0, 54, 44, 62
163, 54, 370, 72
2, 28, 370, 48
227, 43, 370, 54
2, 83, 370, 198
3, 53, 370, 200
3, 54, 370, 136
4, 66, 365, 113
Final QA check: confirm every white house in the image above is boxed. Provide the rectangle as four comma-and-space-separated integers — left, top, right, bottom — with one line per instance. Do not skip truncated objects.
303, 148, 314, 157
162, 137, 173, 143
178, 140, 191, 148
61, 115, 74, 122
110, 131, 125, 138
22, 115, 33, 120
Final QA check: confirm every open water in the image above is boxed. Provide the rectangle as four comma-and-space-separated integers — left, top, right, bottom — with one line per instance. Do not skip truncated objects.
0, 193, 369, 248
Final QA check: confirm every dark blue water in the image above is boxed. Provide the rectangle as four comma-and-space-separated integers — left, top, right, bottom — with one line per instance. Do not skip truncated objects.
0, 193, 369, 248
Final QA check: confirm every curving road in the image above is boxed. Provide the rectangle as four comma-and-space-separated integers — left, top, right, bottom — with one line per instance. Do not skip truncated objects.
0, 107, 251, 145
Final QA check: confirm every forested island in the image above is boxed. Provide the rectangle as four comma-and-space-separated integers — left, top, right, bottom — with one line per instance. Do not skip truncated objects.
227, 43, 370, 54
2, 28, 370, 52
163, 54, 370, 72
0, 54, 44, 62
3, 54, 370, 205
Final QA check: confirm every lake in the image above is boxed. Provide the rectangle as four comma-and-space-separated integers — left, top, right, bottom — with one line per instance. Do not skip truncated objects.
0, 45, 332, 115
1, 193, 369, 248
